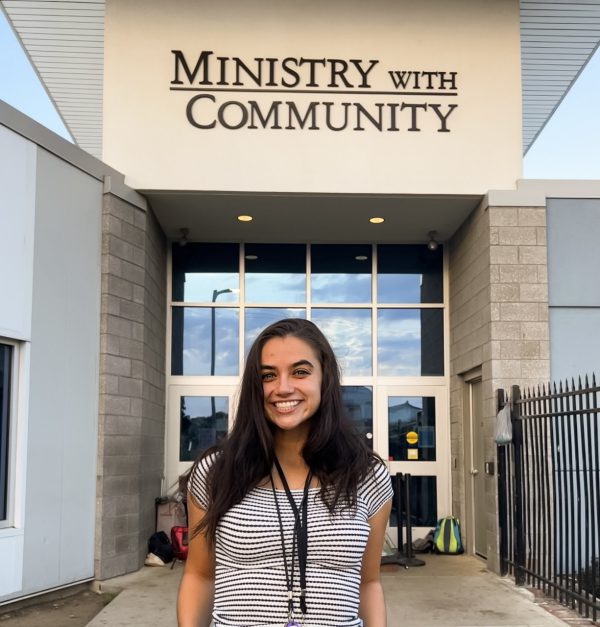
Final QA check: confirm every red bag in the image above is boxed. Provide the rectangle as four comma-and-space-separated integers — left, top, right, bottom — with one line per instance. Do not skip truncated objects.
171, 526, 188, 561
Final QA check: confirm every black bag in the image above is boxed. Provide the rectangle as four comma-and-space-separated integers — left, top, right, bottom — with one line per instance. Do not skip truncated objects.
148, 531, 174, 564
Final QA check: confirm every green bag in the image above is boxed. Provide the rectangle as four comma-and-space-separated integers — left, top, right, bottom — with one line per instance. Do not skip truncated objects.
432, 516, 464, 554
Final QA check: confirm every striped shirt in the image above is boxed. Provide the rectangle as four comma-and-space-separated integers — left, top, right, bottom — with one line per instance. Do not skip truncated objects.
188, 455, 393, 627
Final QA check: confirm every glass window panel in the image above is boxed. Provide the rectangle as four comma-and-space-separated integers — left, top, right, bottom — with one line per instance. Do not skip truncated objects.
311, 245, 371, 304
244, 308, 306, 355
180, 396, 228, 461
341, 386, 373, 448
378, 244, 443, 304
171, 307, 239, 375
172, 243, 239, 302
388, 396, 436, 462
377, 308, 444, 376
390, 476, 437, 528
0, 344, 12, 521
311, 309, 371, 376
245, 244, 305, 303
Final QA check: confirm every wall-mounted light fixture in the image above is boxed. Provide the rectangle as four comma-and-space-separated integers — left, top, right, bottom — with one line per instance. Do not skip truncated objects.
179, 227, 190, 247
427, 231, 439, 251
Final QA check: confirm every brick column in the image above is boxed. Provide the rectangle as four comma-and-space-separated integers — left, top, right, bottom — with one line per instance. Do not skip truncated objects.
449, 202, 550, 573
96, 194, 166, 580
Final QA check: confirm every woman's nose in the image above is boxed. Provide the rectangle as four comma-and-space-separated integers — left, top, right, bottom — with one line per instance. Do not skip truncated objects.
276, 374, 294, 394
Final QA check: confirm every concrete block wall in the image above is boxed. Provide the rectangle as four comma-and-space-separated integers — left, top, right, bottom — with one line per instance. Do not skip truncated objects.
449, 201, 550, 573
96, 194, 166, 580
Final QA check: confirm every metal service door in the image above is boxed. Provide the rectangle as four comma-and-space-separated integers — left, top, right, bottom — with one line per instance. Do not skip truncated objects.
376, 386, 450, 546
166, 385, 238, 492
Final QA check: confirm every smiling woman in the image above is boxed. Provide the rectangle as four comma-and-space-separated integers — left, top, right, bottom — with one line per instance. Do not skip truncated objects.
177, 318, 393, 627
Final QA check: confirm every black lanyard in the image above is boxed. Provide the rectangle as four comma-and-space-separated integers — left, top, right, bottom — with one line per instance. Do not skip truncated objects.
270, 458, 312, 624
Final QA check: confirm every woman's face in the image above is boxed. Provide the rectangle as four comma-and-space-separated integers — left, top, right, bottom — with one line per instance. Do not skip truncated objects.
260, 335, 323, 436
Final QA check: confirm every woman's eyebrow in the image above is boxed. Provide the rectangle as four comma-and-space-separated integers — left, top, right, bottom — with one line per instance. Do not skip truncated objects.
292, 359, 314, 368
259, 359, 314, 370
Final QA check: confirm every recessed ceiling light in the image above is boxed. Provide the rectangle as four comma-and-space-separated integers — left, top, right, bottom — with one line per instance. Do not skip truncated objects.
369, 217, 384, 224
355, 255, 368, 261
245, 254, 258, 260
238, 215, 253, 222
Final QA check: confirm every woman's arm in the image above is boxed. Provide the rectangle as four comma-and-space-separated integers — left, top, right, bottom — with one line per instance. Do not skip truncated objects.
176, 497, 216, 627
358, 498, 393, 627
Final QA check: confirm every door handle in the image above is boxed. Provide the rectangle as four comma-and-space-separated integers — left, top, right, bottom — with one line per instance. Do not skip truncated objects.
470, 468, 479, 475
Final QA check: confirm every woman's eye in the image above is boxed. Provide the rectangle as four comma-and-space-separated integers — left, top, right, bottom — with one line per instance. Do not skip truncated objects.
294, 369, 310, 377
261, 372, 275, 381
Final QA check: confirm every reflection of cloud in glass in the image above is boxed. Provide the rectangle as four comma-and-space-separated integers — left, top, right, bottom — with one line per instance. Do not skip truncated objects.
183, 273, 239, 302
244, 308, 306, 354
378, 310, 421, 376
377, 274, 421, 303
183, 396, 228, 417
182, 308, 239, 375
311, 309, 371, 376
311, 274, 371, 304
245, 274, 305, 303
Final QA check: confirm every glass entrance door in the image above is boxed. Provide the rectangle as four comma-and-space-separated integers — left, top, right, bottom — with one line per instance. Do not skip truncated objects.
376, 386, 450, 545
166, 385, 238, 491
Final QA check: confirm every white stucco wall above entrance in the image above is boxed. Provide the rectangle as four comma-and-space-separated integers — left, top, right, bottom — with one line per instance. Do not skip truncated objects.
103, 0, 522, 194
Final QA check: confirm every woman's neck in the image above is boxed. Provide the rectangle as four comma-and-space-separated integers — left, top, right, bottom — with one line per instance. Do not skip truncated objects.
272, 429, 313, 489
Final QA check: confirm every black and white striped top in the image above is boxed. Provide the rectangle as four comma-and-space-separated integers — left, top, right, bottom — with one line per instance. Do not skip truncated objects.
188, 455, 393, 627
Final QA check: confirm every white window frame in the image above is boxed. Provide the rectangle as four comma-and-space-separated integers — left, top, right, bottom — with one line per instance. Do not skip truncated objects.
0, 338, 27, 531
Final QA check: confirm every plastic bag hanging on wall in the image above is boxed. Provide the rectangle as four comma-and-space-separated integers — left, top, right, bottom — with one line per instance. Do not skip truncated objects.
494, 402, 512, 445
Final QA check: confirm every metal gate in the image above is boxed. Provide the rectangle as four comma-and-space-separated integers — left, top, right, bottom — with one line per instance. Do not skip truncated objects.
497, 377, 600, 622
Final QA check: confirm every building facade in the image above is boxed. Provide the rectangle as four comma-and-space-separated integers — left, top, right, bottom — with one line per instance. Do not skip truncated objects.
1, 0, 600, 603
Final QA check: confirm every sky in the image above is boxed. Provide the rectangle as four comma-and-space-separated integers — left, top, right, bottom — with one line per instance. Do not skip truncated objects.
0, 9, 599, 179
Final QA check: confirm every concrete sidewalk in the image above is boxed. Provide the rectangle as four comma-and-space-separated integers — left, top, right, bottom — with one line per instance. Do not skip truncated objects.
86, 554, 569, 627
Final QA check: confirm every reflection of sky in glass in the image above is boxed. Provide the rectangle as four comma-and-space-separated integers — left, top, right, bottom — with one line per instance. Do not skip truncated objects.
377, 309, 421, 376
311, 274, 371, 303
244, 308, 306, 354
180, 396, 228, 461
180, 273, 239, 303
378, 274, 422, 303
183, 396, 228, 417
245, 273, 305, 303
311, 309, 371, 375
388, 396, 423, 422
182, 308, 239, 375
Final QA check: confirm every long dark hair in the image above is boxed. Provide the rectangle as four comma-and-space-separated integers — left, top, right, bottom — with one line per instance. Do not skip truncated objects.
193, 318, 378, 545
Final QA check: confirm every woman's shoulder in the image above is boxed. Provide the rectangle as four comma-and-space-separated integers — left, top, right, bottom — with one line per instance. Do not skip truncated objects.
362, 455, 391, 485
187, 449, 220, 509
359, 455, 393, 517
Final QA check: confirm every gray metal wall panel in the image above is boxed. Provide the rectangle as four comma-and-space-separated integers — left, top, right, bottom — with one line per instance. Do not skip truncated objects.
548, 197, 600, 383
547, 198, 600, 306
22, 147, 102, 594
549, 308, 600, 382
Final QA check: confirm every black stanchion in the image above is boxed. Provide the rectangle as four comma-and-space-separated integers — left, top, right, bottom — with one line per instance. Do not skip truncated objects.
381, 472, 425, 568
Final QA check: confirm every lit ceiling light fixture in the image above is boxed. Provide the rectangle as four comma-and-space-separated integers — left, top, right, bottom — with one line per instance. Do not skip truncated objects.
427, 231, 439, 251
178, 227, 190, 247
238, 215, 253, 222
355, 255, 368, 261
245, 254, 258, 260
369, 217, 384, 224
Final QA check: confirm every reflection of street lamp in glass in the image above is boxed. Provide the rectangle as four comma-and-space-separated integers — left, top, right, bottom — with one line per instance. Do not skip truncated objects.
210, 288, 238, 417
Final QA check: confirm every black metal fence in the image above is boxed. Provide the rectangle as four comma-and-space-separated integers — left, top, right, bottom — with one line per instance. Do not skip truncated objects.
497, 376, 600, 622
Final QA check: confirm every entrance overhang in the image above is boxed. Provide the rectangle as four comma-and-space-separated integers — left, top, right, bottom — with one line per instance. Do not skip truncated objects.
144, 191, 482, 244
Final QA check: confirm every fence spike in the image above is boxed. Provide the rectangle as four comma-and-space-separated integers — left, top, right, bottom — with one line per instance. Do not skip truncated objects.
592, 372, 596, 387
578, 374, 582, 390
584, 373, 589, 388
